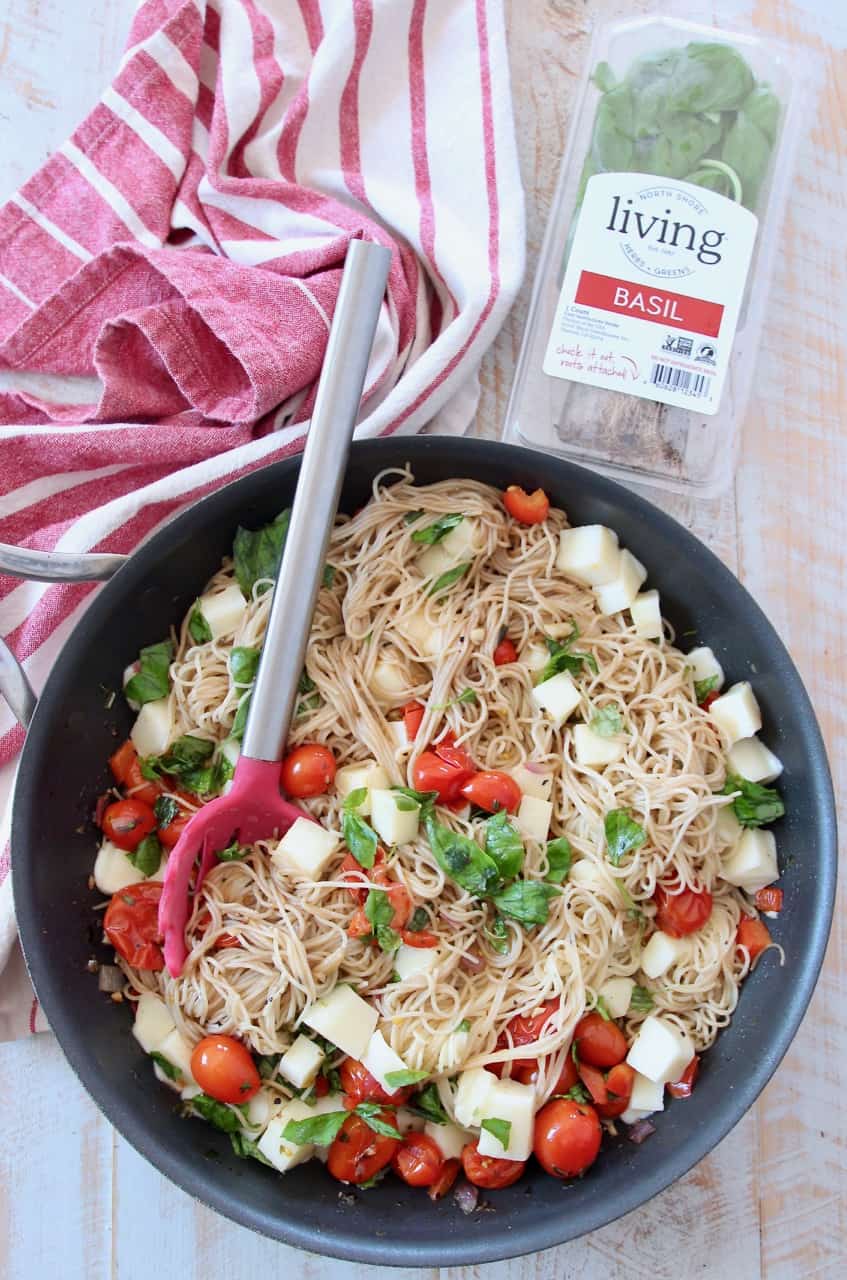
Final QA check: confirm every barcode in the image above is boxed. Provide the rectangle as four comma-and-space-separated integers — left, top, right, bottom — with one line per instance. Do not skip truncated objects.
649, 363, 710, 397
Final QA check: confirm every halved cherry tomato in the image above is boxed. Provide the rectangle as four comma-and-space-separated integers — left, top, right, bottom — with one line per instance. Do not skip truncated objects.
573, 1011, 628, 1068
576, 1059, 608, 1106
339, 1057, 412, 1105
737, 915, 772, 961
434, 732, 476, 774
495, 999, 560, 1073
156, 790, 198, 849
339, 852, 370, 904
101, 798, 157, 852
403, 700, 425, 742
194, 910, 241, 950
399, 927, 439, 948
327, 1111, 400, 1185
503, 485, 550, 525
104, 882, 164, 970
533, 1098, 601, 1179
654, 883, 713, 937
109, 740, 161, 806
667, 1055, 700, 1099
459, 770, 521, 814
281, 743, 336, 797
428, 1156, 461, 1200
391, 1132, 445, 1187
754, 886, 784, 913
700, 690, 720, 711
598, 1062, 635, 1118
551, 1049, 579, 1096
461, 1140, 526, 1188
347, 907, 373, 941
493, 636, 518, 666
313, 1074, 330, 1098
191, 1034, 260, 1103
412, 750, 473, 806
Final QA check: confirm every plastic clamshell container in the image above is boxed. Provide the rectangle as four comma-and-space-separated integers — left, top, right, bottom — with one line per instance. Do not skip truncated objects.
503, 14, 805, 497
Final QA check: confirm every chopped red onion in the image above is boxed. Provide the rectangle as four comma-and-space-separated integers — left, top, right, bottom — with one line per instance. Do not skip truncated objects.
627, 1118, 656, 1145
459, 949, 484, 974
523, 762, 549, 775
453, 1179, 479, 1215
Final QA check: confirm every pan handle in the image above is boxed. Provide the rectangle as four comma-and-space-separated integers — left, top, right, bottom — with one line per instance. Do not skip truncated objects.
0, 542, 128, 728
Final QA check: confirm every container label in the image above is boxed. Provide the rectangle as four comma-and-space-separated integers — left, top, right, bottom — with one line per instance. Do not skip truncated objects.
543, 173, 758, 415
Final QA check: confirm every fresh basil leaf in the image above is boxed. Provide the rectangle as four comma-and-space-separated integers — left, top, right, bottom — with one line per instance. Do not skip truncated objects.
432, 687, 478, 710
298, 670, 316, 695
188, 604, 212, 645
590, 706, 624, 737
354, 1102, 403, 1140
128, 833, 162, 878
605, 809, 646, 867
405, 906, 431, 934
423, 813, 503, 898
230, 646, 260, 686
593, 995, 612, 1021
409, 1082, 447, 1124
191, 1093, 243, 1134
231, 692, 251, 742
484, 810, 524, 881
721, 773, 784, 827
544, 836, 572, 884
480, 1117, 511, 1150
562, 1083, 590, 1104
393, 794, 420, 813
217, 839, 248, 862
153, 795, 179, 830
426, 561, 471, 597
384, 1068, 429, 1089
694, 675, 719, 703
151, 1051, 179, 1081
456, 1018, 471, 1033
282, 1110, 347, 1146
618, 881, 645, 923
629, 985, 655, 1012
256, 1053, 280, 1080
404, 509, 424, 525
411, 513, 464, 545
322, 564, 336, 588
147, 735, 219, 795
230, 1132, 274, 1166
393, 787, 437, 817
124, 640, 173, 707
484, 915, 510, 954
297, 692, 321, 716
342, 801, 378, 869
233, 508, 291, 598
537, 626, 598, 684
364, 888, 400, 952
491, 880, 560, 927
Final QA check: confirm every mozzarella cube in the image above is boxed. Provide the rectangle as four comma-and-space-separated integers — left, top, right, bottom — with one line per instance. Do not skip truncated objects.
94, 840, 157, 895
621, 1107, 652, 1125
274, 817, 339, 881
396, 608, 444, 659
441, 518, 481, 561
716, 803, 742, 846
425, 1119, 471, 1161
722, 829, 779, 892
477, 1078, 535, 1161
727, 737, 783, 785
256, 1102, 317, 1173
569, 858, 608, 892
334, 760, 390, 816
594, 550, 648, 615
556, 525, 621, 586
362, 1030, 408, 1093
199, 583, 246, 640
630, 590, 663, 639
532, 671, 582, 725
416, 542, 455, 581
301, 985, 378, 1060
641, 931, 687, 979
709, 681, 762, 746
278, 1035, 324, 1089
454, 1068, 498, 1129
132, 993, 175, 1055
245, 1089, 274, 1130
395, 943, 439, 981
388, 719, 409, 749
629, 1071, 665, 1114
370, 657, 408, 700
437, 1028, 470, 1074
687, 646, 724, 688
523, 642, 550, 674
626, 1015, 695, 1084
130, 698, 172, 758
510, 763, 553, 801
370, 789, 420, 846
598, 977, 635, 1020
396, 1107, 425, 1135
516, 795, 552, 843
158, 1029, 196, 1087
573, 723, 626, 768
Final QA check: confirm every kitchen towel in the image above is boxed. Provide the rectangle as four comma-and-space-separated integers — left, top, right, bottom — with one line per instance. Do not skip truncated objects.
0, 0, 524, 1040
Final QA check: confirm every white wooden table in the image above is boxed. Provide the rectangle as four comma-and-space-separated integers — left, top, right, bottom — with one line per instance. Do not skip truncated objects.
1, 2, 844, 1277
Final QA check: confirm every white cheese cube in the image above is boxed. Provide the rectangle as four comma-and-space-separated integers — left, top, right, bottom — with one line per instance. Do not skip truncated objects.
395, 944, 439, 981
396, 1107, 425, 1135
687, 646, 724, 688
370, 789, 420, 846
573, 723, 626, 768
388, 719, 409, 750
301, 985, 378, 1060
641, 931, 687, 979
727, 737, 783, 785
274, 817, 339, 881
515, 795, 552, 843
361, 1030, 408, 1093
629, 1071, 665, 1114
630, 589, 663, 639
370, 657, 408, 700
200, 583, 246, 640
510, 763, 553, 801
158, 1029, 196, 1087
334, 760, 390, 816
531, 671, 582, 725
396, 609, 444, 659
437, 1028, 470, 1074
441, 517, 481, 561
569, 858, 608, 892
278, 1035, 324, 1089
716, 803, 742, 846
556, 525, 621, 586
598, 977, 635, 1020
621, 1107, 651, 1125
477, 1078, 535, 1161
522, 642, 549, 674
454, 1068, 498, 1129
245, 1089, 274, 1130
133, 993, 175, 1054
722, 829, 779, 893
130, 698, 172, 758
256, 1102, 317, 1173
709, 681, 762, 747
627, 1015, 695, 1084
94, 840, 152, 895
416, 542, 455, 580
425, 1119, 471, 1161
594, 550, 648, 615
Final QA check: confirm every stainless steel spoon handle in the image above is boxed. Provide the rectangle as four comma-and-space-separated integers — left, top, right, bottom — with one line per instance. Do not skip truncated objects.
241, 240, 391, 764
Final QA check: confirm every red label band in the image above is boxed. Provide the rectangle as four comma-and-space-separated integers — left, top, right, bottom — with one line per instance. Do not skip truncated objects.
574, 270, 724, 338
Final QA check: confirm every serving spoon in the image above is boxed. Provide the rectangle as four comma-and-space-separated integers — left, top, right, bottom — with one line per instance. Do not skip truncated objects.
158, 239, 392, 976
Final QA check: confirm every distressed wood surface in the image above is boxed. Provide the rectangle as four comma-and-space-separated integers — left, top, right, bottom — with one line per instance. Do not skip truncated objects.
0, 1, 844, 1278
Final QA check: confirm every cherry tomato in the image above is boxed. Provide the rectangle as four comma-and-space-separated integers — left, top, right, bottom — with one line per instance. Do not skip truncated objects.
493, 636, 518, 666
533, 1098, 601, 1179
461, 1140, 526, 1189
313, 1074, 330, 1098
503, 485, 550, 525
347, 907, 373, 941
156, 790, 198, 849
411, 750, 473, 805
428, 1156, 461, 1200
551, 1049, 579, 1096
496, 999, 560, 1072
754, 886, 783, 913
101, 798, 157, 852
700, 689, 720, 711
109, 740, 161, 806
737, 915, 772, 961
399, 926, 439, 948
459, 770, 521, 814
392, 1132, 445, 1187
653, 883, 713, 937
576, 1059, 607, 1106
597, 1062, 635, 1118
190, 1034, 260, 1103
434, 732, 476, 774
667, 1055, 700, 1100
339, 1057, 412, 1106
573, 1011, 628, 1069
281, 743, 336, 797
403, 700, 425, 741
339, 852, 370, 904
104, 882, 164, 971
327, 1111, 400, 1185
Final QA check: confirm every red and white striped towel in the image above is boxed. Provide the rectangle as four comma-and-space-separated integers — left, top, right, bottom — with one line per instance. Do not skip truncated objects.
0, 0, 524, 1040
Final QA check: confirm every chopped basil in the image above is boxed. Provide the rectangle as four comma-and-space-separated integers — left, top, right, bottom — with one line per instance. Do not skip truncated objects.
409, 1082, 448, 1124
129, 833, 162, 878
694, 674, 719, 703
384, 1068, 429, 1089
480, 1117, 512, 1150
605, 809, 647, 866
491, 879, 560, 927
456, 1019, 471, 1033
544, 836, 573, 884
423, 813, 502, 898
283, 1110, 347, 1146
393, 794, 421, 813
426, 561, 471, 597
590, 705, 624, 737
322, 564, 336, 588
354, 1102, 403, 1139
411, 513, 464, 545
537, 625, 598, 685
151, 1051, 179, 1081
392, 787, 438, 816
618, 881, 645, 924
231, 692, 251, 742
233, 508, 291, 598
593, 995, 612, 1021
256, 1053, 280, 1080
143, 734, 220, 795
342, 791, 378, 869
298, 670, 316, 695
230, 646, 260, 686
484, 810, 525, 881
629, 985, 655, 1012
124, 640, 173, 707
405, 906, 431, 934
562, 1082, 590, 1104
721, 773, 785, 827
153, 795, 179, 830
188, 603, 212, 645
217, 839, 248, 862
230, 1132, 274, 1166
191, 1093, 243, 1134
357, 1166, 390, 1190
433, 687, 478, 709
484, 915, 511, 954
364, 888, 400, 952
404, 509, 424, 525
